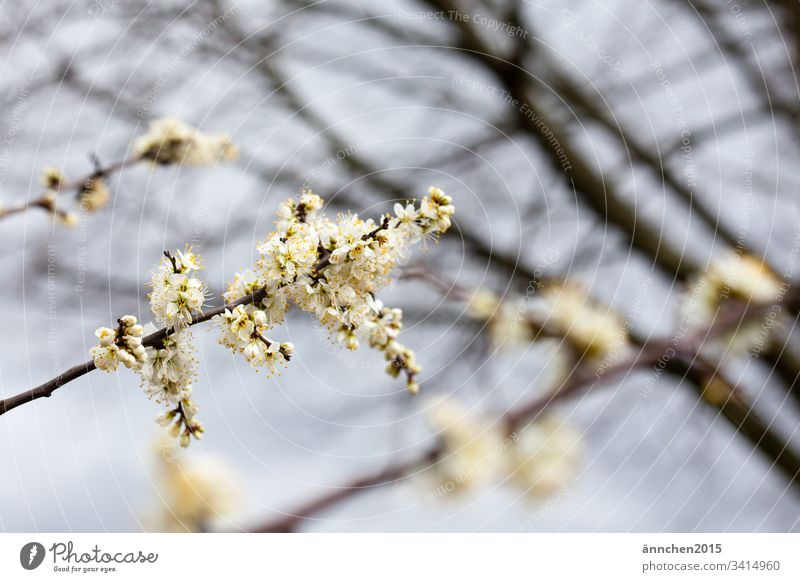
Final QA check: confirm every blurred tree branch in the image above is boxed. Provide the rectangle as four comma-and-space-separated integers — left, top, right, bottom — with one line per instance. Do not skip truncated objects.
247, 302, 800, 531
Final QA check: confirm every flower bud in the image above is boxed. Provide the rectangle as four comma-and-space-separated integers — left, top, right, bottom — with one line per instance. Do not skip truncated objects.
252, 310, 267, 326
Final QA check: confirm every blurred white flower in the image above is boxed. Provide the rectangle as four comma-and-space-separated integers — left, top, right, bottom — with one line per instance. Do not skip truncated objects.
504, 415, 583, 497
78, 177, 110, 212
423, 399, 583, 501
57, 210, 79, 227
425, 397, 505, 494
466, 288, 531, 349
682, 252, 784, 322
148, 438, 240, 532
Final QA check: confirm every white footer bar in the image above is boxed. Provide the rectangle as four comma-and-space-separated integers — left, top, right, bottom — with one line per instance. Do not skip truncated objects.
1, 533, 797, 580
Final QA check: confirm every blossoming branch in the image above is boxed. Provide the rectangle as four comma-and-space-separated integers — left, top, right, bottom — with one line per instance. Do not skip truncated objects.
0, 186, 455, 449
0, 117, 238, 225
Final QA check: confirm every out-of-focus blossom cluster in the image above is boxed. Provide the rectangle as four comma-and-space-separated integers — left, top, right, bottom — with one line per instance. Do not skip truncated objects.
466, 282, 628, 361
507, 415, 583, 497
681, 252, 785, 354
217, 186, 454, 393
147, 438, 240, 532
3, 118, 238, 227
134, 117, 239, 166
78, 177, 111, 212
533, 283, 627, 360
424, 398, 583, 500
466, 288, 531, 349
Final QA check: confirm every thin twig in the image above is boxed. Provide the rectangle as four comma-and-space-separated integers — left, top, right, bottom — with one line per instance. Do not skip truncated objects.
0, 156, 140, 224
251, 447, 442, 533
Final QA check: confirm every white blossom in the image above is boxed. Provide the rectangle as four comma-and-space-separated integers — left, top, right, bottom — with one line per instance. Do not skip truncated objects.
223, 269, 264, 303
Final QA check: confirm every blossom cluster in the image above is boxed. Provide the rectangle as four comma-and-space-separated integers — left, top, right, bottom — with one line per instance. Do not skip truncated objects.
466, 288, 531, 349
682, 252, 784, 323
144, 248, 207, 446
217, 186, 454, 393
90, 315, 146, 372
681, 252, 785, 354
149, 247, 208, 329
88, 188, 453, 445
90, 247, 208, 447
533, 282, 627, 359
37, 166, 79, 226
508, 414, 583, 496
140, 327, 198, 407
425, 397, 582, 498
362, 297, 422, 394
32, 167, 110, 228
134, 117, 239, 166
154, 386, 204, 448
217, 304, 294, 375
426, 397, 504, 492
86, 185, 452, 444
78, 177, 111, 212
466, 282, 627, 361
